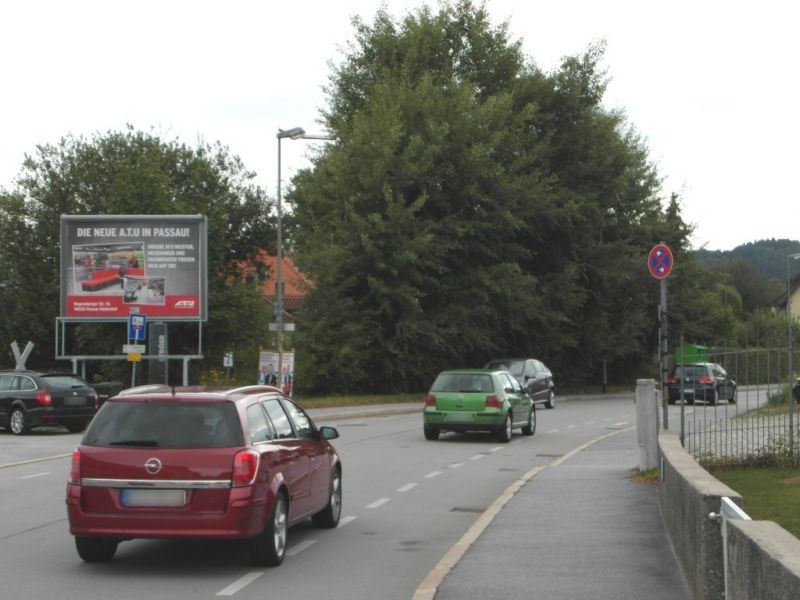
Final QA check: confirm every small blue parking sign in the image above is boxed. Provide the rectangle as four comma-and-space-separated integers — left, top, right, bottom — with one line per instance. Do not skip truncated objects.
128, 313, 147, 342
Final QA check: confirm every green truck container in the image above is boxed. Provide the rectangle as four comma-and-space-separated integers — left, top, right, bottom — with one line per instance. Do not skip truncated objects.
675, 344, 708, 365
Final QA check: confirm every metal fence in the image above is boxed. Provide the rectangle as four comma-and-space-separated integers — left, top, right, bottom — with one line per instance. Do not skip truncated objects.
678, 346, 800, 467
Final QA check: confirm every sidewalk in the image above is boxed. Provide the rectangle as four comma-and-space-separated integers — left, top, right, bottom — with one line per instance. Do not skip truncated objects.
431, 427, 690, 600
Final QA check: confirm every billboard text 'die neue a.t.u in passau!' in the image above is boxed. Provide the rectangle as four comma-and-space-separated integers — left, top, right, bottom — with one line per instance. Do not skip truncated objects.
60, 215, 208, 321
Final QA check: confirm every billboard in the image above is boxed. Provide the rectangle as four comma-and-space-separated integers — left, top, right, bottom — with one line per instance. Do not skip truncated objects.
60, 215, 208, 321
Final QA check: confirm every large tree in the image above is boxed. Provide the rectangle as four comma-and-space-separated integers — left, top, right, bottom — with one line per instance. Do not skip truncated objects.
289, 1, 693, 393
0, 128, 273, 379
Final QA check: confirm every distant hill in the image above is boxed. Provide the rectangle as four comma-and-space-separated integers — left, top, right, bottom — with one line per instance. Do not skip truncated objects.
695, 239, 800, 282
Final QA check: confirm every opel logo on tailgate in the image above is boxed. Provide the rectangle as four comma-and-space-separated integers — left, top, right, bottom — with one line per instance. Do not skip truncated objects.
144, 458, 162, 475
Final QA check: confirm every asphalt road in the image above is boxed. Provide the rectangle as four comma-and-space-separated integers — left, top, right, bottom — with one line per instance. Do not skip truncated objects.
0, 391, 768, 599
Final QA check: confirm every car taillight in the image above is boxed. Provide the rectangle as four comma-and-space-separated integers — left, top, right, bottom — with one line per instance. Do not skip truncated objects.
425, 394, 437, 408
698, 376, 714, 384
69, 449, 81, 484
232, 449, 259, 487
89, 389, 99, 409
485, 395, 502, 409
36, 391, 52, 406
666, 376, 678, 384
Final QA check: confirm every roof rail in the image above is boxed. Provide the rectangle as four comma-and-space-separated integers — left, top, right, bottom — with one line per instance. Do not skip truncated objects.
224, 385, 283, 396
117, 384, 172, 396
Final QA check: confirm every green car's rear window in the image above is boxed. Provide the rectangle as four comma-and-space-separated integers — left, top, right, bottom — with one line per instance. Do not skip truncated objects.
431, 373, 494, 393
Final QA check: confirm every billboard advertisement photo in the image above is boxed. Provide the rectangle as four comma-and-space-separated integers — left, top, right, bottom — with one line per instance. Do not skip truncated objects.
60, 215, 208, 321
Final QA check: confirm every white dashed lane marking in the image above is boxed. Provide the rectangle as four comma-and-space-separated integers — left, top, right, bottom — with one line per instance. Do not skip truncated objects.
449, 463, 464, 469
216, 572, 263, 596
286, 539, 316, 557
366, 498, 391, 509
397, 483, 417, 492
469, 454, 485, 461
19, 472, 50, 480
338, 516, 357, 528
424, 471, 442, 479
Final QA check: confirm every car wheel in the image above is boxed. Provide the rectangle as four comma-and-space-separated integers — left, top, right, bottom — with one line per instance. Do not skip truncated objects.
423, 424, 440, 441
312, 468, 342, 528
250, 492, 288, 567
495, 413, 512, 443
521, 406, 536, 436
9, 408, 29, 435
66, 422, 87, 433
729, 387, 737, 404
545, 389, 556, 409
75, 536, 118, 562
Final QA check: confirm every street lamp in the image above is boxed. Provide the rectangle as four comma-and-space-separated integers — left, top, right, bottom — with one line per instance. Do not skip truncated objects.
275, 127, 335, 386
787, 252, 800, 463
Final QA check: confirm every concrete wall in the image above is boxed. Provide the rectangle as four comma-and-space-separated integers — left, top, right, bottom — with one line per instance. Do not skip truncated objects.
659, 430, 800, 600
658, 431, 741, 599
726, 520, 800, 600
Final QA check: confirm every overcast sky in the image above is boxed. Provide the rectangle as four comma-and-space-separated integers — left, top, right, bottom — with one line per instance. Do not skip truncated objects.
1, 0, 797, 251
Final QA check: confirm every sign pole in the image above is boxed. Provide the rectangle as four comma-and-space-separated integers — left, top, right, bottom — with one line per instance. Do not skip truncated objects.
648, 242, 674, 431
661, 278, 668, 429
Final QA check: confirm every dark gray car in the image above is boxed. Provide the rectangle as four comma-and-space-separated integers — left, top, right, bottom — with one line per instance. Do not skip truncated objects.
0, 370, 98, 435
483, 358, 556, 409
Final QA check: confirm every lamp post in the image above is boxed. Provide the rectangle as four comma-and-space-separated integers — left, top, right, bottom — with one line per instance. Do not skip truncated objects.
275, 127, 335, 385
787, 252, 800, 463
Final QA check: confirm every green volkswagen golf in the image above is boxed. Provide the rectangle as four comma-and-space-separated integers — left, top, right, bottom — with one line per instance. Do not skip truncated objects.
422, 369, 535, 442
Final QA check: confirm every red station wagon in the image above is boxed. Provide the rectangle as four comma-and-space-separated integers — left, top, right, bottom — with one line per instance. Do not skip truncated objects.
66, 385, 342, 566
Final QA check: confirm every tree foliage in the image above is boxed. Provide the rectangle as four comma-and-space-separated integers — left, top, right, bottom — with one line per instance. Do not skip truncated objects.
289, 1, 694, 393
0, 128, 273, 378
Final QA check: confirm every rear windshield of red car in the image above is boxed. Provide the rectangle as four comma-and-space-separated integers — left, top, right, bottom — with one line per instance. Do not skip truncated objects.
82, 400, 244, 448
432, 373, 495, 393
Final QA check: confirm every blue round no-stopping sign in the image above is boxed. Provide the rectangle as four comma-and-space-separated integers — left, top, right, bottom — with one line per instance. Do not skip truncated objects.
648, 244, 674, 279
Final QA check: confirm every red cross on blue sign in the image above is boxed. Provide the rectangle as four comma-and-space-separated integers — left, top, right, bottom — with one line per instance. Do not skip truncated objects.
648, 244, 674, 279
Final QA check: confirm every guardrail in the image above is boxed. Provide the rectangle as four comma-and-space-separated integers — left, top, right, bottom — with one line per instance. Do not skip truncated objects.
709, 497, 751, 597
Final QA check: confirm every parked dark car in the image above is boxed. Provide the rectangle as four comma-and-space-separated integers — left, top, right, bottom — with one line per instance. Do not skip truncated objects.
483, 358, 557, 408
0, 370, 99, 435
793, 378, 800, 403
666, 363, 737, 405
66, 385, 342, 566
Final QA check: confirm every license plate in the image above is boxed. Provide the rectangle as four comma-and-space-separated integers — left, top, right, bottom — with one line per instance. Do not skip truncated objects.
120, 489, 186, 507
445, 412, 473, 423
63, 396, 87, 406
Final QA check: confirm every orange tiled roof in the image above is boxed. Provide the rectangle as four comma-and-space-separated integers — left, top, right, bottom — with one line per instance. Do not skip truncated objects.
236, 249, 312, 313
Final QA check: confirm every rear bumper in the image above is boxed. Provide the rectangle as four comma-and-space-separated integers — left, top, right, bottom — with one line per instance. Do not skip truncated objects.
667, 386, 714, 401
423, 409, 504, 430
66, 483, 267, 539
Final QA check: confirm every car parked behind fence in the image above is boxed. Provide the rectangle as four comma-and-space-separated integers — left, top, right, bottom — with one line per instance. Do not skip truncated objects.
666, 362, 737, 405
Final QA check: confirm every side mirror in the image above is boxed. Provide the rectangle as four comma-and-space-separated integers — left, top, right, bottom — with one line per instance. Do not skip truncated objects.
319, 426, 339, 440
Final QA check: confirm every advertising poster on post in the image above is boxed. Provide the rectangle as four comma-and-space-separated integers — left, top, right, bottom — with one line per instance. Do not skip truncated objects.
60, 215, 207, 321
258, 350, 294, 396
258, 351, 279, 386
